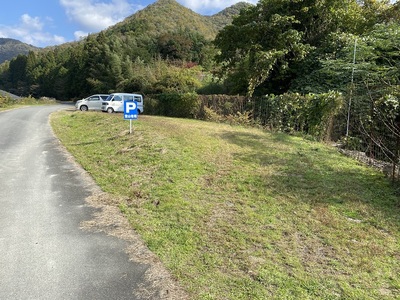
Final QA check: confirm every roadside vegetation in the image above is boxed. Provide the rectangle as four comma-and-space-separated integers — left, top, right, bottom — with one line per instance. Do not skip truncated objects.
51, 111, 400, 300
0, 95, 56, 111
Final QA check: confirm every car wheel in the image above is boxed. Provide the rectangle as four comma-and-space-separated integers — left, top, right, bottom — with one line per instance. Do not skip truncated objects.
80, 105, 88, 111
107, 107, 114, 113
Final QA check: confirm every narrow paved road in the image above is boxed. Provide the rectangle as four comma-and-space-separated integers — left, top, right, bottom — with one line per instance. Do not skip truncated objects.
0, 105, 149, 299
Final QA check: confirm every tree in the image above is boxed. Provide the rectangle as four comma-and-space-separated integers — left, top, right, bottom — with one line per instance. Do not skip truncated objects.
83, 33, 117, 93
214, 3, 310, 96
214, 0, 391, 96
156, 29, 208, 63
8, 55, 27, 89
292, 21, 400, 165
353, 23, 400, 164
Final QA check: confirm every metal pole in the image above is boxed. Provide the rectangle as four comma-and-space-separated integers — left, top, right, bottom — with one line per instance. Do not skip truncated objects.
346, 38, 357, 137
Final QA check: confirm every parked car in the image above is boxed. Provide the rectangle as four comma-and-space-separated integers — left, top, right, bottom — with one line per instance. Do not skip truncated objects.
75, 94, 109, 111
101, 93, 144, 114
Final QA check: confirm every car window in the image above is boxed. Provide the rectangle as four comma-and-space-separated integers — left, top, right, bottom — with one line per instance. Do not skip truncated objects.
100, 95, 108, 101
134, 96, 142, 102
90, 96, 100, 101
114, 95, 122, 102
125, 95, 134, 101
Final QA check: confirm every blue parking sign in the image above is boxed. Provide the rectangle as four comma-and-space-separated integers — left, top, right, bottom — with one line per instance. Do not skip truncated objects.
124, 100, 138, 120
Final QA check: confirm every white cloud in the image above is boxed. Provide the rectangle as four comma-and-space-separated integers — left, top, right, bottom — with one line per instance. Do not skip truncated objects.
21, 14, 43, 31
74, 30, 89, 40
0, 14, 66, 47
60, 0, 144, 32
178, 0, 258, 14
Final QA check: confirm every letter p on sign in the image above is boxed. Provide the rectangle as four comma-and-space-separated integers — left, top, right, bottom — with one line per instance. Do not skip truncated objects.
124, 100, 138, 120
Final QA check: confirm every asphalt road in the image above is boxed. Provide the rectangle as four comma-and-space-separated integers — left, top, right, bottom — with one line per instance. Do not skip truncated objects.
0, 105, 150, 299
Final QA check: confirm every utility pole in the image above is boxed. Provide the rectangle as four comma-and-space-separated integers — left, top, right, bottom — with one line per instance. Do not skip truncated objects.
346, 38, 357, 137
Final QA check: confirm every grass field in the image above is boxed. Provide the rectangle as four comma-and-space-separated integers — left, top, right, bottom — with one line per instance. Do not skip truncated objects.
51, 111, 400, 300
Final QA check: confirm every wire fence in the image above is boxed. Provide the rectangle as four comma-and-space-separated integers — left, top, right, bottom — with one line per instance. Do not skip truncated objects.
197, 93, 400, 182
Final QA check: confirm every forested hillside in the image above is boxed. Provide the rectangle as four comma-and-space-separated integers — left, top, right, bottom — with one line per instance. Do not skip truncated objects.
0, 0, 250, 99
0, 38, 38, 64
108, 0, 240, 40
208, 1, 252, 29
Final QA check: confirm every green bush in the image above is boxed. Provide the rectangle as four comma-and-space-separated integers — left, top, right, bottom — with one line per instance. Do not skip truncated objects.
0, 96, 6, 107
202, 106, 223, 122
255, 91, 343, 140
155, 92, 200, 118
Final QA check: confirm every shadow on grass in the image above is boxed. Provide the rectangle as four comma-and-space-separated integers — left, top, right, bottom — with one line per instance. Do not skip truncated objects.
220, 131, 400, 230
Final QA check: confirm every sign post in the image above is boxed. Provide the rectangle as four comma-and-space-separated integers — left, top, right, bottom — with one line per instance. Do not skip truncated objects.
124, 100, 138, 134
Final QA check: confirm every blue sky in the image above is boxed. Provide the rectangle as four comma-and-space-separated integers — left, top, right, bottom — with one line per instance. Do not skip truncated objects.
0, 0, 258, 48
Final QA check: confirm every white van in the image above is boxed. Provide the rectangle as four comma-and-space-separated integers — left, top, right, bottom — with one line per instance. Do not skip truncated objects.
75, 94, 109, 111
101, 93, 144, 114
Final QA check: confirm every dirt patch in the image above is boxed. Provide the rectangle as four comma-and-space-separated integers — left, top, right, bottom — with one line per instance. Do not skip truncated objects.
81, 192, 189, 300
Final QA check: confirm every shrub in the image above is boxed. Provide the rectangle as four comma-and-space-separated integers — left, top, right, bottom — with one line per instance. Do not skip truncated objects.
254, 91, 343, 140
155, 92, 200, 118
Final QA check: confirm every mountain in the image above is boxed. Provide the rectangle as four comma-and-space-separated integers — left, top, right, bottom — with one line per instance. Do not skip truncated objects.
1, 0, 251, 64
0, 0, 253, 99
209, 2, 253, 30
0, 38, 39, 64
106, 0, 252, 40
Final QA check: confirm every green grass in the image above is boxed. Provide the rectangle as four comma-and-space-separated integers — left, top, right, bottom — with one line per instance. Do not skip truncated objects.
51, 111, 400, 300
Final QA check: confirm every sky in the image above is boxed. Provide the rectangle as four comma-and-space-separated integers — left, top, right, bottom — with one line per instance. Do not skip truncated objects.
0, 0, 258, 48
